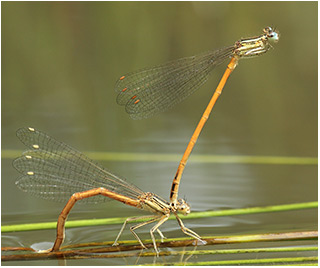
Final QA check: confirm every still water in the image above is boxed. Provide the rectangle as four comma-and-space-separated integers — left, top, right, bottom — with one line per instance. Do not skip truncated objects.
2, 1, 317, 265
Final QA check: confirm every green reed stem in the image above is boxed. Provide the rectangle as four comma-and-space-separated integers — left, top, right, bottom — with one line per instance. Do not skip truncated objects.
2, 201, 317, 233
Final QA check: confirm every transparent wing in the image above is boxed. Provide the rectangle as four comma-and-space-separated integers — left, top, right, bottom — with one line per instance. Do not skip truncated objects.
14, 127, 144, 204
115, 46, 234, 119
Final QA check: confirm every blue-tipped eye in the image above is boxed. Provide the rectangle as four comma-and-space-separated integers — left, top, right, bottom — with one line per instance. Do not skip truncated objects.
270, 31, 280, 43
264, 26, 280, 43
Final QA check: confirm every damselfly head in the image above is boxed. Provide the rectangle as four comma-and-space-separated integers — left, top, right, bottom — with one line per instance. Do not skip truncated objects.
263, 26, 280, 43
176, 199, 191, 216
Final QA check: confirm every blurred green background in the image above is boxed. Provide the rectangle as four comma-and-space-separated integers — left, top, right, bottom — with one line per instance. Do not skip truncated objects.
2, 2, 317, 265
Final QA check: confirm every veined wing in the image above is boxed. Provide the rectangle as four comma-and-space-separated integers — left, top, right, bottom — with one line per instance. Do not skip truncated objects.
14, 127, 144, 204
115, 46, 234, 119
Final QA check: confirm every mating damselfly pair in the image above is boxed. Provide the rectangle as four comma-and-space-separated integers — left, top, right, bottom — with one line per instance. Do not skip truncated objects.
14, 27, 279, 256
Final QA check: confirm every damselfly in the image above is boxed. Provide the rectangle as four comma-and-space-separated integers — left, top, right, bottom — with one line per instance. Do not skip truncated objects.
14, 127, 203, 256
115, 27, 279, 207
115, 27, 279, 121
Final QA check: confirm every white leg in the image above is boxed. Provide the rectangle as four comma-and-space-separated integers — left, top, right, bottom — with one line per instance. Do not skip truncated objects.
113, 215, 161, 248
149, 214, 170, 256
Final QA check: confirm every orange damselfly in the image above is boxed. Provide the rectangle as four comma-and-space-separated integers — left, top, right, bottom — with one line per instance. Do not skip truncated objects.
14, 127, 204, 256
115, 27, 280, 207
